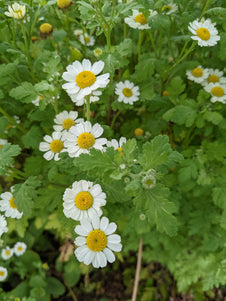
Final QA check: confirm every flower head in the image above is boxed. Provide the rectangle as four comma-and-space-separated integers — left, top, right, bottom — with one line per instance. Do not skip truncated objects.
74, 29, 83, 36
107, 137, 127, 155
79, 33, 95, 46
63, 180, 106, 221
0, 215, 8, 238
0, 267, 8, 281
115, 80, 140, 105
13, 242, 27, 256
125, 9, 157, 30
186, 65, 209, 84
53, 111, 84, 134
0, 187, 23, 219
62, 59, 109, 101
74, 215, 122, 268
63, 121, 107, 157
1, 247, 13, 260
142, 170, 156, 189
161, 3, 178, 15
39, 23, 53, 35
204, 83, 226, 104
39, 132, 66, 161
134, 128, 144, 136
188, 18, 220, 47
57, 0, 72, 9
201, 68, 226, 87
5, 3, 26, 19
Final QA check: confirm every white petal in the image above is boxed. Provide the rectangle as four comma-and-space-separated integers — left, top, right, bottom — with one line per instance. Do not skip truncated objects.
91, 215, 100, 229
43, 151, 54, 161
100, 217, 109, 232
107, 242, 122, 252
103, 248, 115, 263
74, 225, 89, 236
91, 61, 104, 75
105, 222, 117, 235
75, 236, 86, 247
107, 234, 121, 244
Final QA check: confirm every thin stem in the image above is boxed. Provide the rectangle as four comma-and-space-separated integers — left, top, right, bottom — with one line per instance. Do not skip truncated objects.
63, 276, 78, 301
86, 96, 90, 121
110, 110, 121, 129
148, 30, 158, 58
158, 28, 162, 59
0, 107, 26, 133
132, 239, 143, 301
12, 19, 16, 48
178, 40, 189, 60
124, 22, 127, 39
199, 0, 211, 21
137, 31, 143, 62
51, 98, 58, 114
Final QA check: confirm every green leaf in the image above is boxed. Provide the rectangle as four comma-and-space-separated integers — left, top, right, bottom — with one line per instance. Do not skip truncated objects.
135, 54, 155, 82
0, 143, 21, 174
29, 275, 47, 288
9, 82, 37, 103
101, 51, 129, 76
115, 38, 134, 56
212, 187, 226, 209
206, 7, 226, 17
64, 258, 81, 286
163, 105, 197, 127
45, 277, 66, 297
218, 32, 226, 60
22, 126, 43, 149
203, 111, 223, 125
14, 177, 41, 216
121, 138, 137, 162
167, 76, 186, 98
103, 180, 130, 203
53, 30, 67, 42
0, 62, 17, 87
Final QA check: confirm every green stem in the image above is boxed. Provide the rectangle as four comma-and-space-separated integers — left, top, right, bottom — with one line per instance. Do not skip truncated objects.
148, 30, 158, 58
158, 28, 162, 59
20, 21, 34, 79
199, 0, 211, 21
137, 31, 143, 62
51, 98, 58, 114
30, 5, 41, 37
86, 96, 90, 121
12, 19, 16, 48
0, 107, 26, 133
178, 40, 189, 60
124, 22, 127, 39
110, 111, 121, 129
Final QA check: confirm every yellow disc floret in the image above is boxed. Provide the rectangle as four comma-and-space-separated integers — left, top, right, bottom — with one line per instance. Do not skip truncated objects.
76, 71, 96, 89
5, 250, 10, 256
0, 271, 5, 277
134, 13, 146, 25
39, 23, 52, 34
57, 0, 71, 9
122, 88, 133, 97
17, 246, 23, 252
75, 191, 93, 210
86, 230, 107, 252
192, 67, 203, 77
211, 87, 224, 97
117, 147, 123, 156
9, 197, 17, 209
49, 140, 63, 153
62, 118, 75, 130
161, 5, 172, 12
196, 28, 210, 41
77, 133, 95, 149
134, 128, 144, 136
208, 75, 219, 83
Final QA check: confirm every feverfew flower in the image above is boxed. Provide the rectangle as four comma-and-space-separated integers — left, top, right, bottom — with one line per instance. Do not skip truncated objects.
64, 121, 107, 157
188, 18, 220, 47
115, 80, 140, 105
79, 33, 95, 46
142, 170, 156, 189
63, 180, 106, 221
1, 247, 13, 260
161, 3, 178, 15
186, 66, 209, 84
0, 267, 7, 282
74, 29, 83, 36
201, 68, 226, 86
0, 187, 23, 219
125, 9, 156, 30
4, 3, 26, 19
69, 90, 102, 106
39, 132, 66, 161
0, 215, 8, 237
74, 215, 122, 268
204, 83, 226, 104
53, 111, 84, 133
107, 137, 127, 155
62, 59, 109, 101
13, 242, 27, 256
0, 139, 8, 149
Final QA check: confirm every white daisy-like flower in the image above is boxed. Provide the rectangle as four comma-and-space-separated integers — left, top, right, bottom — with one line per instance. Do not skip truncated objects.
53, 111, 84, 133
115, 80, 140, 105
13, 242, 27, 256
63, 180, 106, 221
69, 90, 102, 106
201, 68, 226, 87
186, 65, 209, 84
188, 18, 220, 47
74, 29, 83, 36
139, 213, 146, 221
107, 137, 127, 156
161, 3, 178, 15
62, 59, 110, 101
0, 139, 8, 150
142, 170, 156, 189
0, 187, 23, 219
4, 2, 26, 19
1, 247, 13, 260
63, 121, 107, 157
39, 131, 66, 161
125, 9, 156, 30
204, 83, 226, 104
74, 215, 122, 268
0, 215, 8, 238
79, 33, 95, 46
0, 267, 8, 282
32, 95, 43, 106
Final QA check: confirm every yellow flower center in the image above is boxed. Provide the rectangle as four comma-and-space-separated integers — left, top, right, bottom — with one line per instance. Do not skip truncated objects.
75, 191, 93, 210
49, 140, 63, 153
122, 88, 133, 97
0, 145, 3, 149
9, 197, 17, 209
117, 147, 123, 156
208, 75, 219, 83
145, 179, 154, 186
211, 87, 224, 97
196, 28, 210, 41
161, 5, 172, 12
85, 36, 91, 43
17, 246, 23, 252
39, 96, 44, 100
5, 250, 10, 256
57, 0, 71, 9
134, 128, 144, 136
192, 67, 203, 77
76, 71, 96, 89
162, 90, 170, 96
0, 271, 5, 277
77, 133, 95, 149
62, 118, 75, 130
86, 230, 107, 252
134, 13, 146, 25
39, 23, 52, 34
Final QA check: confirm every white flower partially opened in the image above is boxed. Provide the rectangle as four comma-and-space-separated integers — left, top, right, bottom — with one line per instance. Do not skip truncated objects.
0, 267, 7, 282
4, 2, 26, 19
74, 215, 122, 268
125, 9, 157, 30
63, 180, 106, 221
